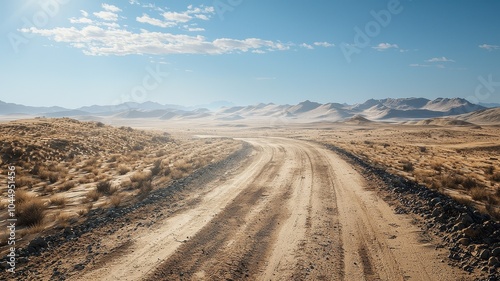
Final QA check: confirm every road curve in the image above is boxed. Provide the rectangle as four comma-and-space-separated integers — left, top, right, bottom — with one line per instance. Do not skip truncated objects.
73, 137, 468, 281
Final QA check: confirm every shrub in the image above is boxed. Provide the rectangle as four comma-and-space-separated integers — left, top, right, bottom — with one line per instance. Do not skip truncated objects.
110, 195, 123, 207
471, 187, 489, 201
118, 164, 131, 175
491, 172, 500, 182
86, 189, 100, 201
402, 161, 414, 172
49, 195, 66, 207
18, 197, 46, 227
151, 160, 162, 176
462, 177, 478, 190
130, 172, 151, 183
96, 181, 115, 195
60, 181, 76, 191
486, 165, 495, 175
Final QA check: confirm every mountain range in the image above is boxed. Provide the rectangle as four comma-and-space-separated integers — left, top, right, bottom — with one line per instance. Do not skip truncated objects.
0, 97, 497, 123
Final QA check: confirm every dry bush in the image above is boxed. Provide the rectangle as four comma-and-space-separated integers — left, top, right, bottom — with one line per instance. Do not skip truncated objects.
485, 165, 495, 175
150, 159, 162, 176
85, 157, 98, 167
118, 164, 131, 175
402, 161, 414, 172
49, 194, 66, 207
96, 181, 116, 195
471, 187, 489, 201
18, 197, 47, 227
15, 189, 32, 205
16, 175, 35, 187
440, 173, 464, 189
491, 172, 500, 182
163, 166, 171, 176
156, 149, 167, 157
462, 177, 478, 190
60, 180, 76, 191
170, 169, 185, 180
137, 180, 152, 198
174, 159, 191, 173
55, 211, 74, 227
130, 171, 151, 183
78, 203, 93, 216
86, 189, 100, 201
110, 194, 123, 207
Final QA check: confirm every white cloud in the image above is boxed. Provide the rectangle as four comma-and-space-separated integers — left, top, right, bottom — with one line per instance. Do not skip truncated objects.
479, 44, 500, 51
195, 14, 210, 20
81, 10, 89, 17
94, 11, 119, 21
300, 43, 314, 49
102, 4, 122, 13
187, 27, 205, 32
163, 11, 192, 23
21, 26, 293, 56
129, 0, 139, 5
313, 41, 334, 47
372, 42, 398, 51
426, 56, 455, 62
137, 14, 175, 28
69, 17, 93, 24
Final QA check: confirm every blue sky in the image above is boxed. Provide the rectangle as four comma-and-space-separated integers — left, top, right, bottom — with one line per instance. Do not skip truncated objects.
1, 0, 499, 108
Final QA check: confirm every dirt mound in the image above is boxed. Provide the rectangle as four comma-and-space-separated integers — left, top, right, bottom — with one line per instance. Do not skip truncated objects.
416, 118, 478, 127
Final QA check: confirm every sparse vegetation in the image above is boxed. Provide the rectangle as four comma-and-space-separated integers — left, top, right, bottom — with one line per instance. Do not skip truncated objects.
0, 118, 241, 250
18, 197, 46, 227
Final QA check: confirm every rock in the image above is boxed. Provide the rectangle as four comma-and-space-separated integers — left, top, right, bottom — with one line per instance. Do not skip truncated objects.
480, 249, 491, 260
492, 248, 500, 257
463, 225, 481, 239
458, 238, 470, 246
430, 197, 441, 206
432, 208, 441, 217
488, 257, 499, 267
74, 264, 85, 270
27, 237, 48, 254
460, 214, 474, 226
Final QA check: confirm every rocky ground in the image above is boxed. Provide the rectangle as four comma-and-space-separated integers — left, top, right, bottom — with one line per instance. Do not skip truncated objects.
323, 143, 500, 281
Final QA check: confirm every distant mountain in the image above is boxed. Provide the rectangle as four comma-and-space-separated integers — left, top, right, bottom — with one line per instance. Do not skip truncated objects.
78, 101, 187, 113
194, 101, 235, 110
0, 100, 66, 115
0, 97, 493, 124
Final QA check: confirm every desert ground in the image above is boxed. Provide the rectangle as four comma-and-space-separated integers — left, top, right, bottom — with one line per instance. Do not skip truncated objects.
1, 117, 499, 280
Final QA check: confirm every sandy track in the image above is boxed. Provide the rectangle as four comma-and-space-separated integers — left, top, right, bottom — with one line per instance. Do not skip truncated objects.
74, 138, 469, 280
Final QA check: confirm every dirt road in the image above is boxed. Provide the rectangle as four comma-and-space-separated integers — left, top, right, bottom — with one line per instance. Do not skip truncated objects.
71, 137, 469, 280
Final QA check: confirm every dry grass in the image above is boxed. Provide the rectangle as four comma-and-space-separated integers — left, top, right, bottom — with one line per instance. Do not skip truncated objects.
86, 189, 101, 202
49, 195, 66, 207
18, 197, 46, 227
0, 117, 241, 250
312, 124, 500, 218
118, 164, 131, 175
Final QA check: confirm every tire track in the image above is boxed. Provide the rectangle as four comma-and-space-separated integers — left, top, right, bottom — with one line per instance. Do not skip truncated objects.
147, 139, 303, 280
